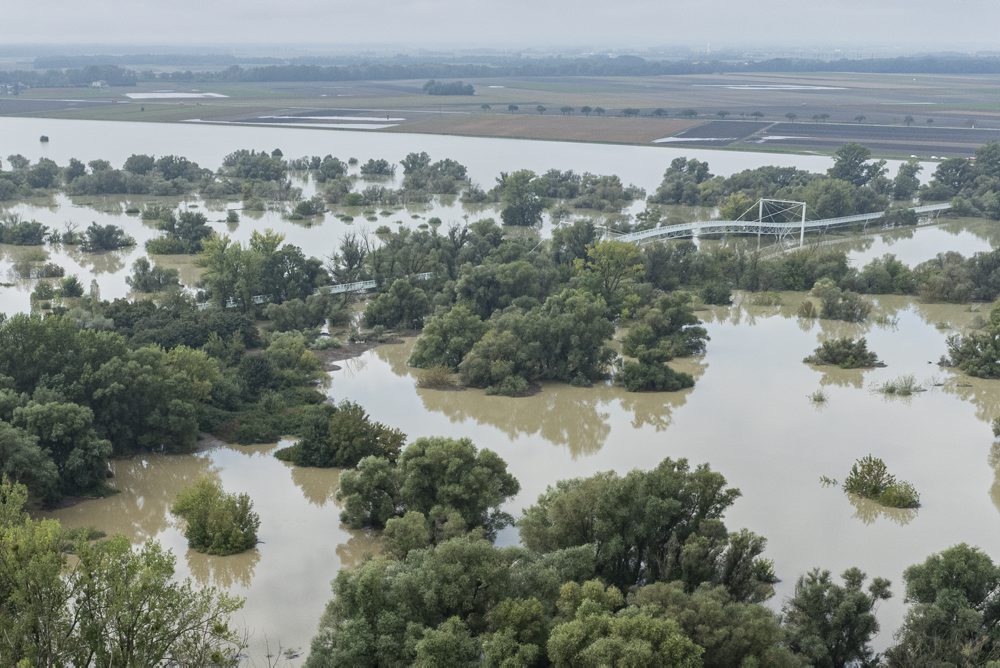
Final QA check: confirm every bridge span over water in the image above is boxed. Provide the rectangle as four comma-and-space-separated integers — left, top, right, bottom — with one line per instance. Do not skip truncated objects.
603, 201, 953, 246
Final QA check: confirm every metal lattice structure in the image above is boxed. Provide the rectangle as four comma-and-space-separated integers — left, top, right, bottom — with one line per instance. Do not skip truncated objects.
604, 201, 952, 245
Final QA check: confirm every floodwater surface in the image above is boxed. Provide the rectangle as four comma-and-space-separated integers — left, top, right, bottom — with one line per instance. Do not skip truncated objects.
12, 117, 1000, 659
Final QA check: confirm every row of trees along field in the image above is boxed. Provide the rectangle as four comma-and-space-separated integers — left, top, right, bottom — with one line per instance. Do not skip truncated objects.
4, 141, 997, 225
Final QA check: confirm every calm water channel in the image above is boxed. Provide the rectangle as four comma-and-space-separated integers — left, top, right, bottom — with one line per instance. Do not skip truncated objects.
2, 118, 997, 659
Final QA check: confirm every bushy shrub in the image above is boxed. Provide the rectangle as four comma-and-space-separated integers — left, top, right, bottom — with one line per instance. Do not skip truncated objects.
804, 337, 882, 369
171, 477, 260, 555
843, 455, 920, 508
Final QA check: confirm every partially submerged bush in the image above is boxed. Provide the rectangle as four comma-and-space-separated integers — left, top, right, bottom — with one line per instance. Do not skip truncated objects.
874, 374, 922, 396
804, 337, 882, 369
843, 455, 920, 509
416, 365, 459, 389
171, 477, 260, 555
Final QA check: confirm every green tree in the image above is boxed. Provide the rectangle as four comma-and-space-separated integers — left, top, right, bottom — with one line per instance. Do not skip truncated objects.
363, 278, 431, 329
409, 303, 488, 371
827, 143, 887, 188
414, 617, 480, 667
573, 240, 644, 314
0, 478, 245, 666
171, 477, 260, 555
546, 580, 703, 668
519, 458, 775, 598
886, 544, 1000, 666
782, 567, 891, 668
12, 401, 111, 497
893, 159, 922, 200
277, 400, 405, 468
0, 422, 59, 502
498, 170, 543, 227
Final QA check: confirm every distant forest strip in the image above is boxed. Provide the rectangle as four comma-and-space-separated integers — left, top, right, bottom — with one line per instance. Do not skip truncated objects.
10, 54, 1000, 87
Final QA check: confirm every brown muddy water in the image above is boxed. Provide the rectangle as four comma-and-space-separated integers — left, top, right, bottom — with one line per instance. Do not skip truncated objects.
8, 116, 999, 659
44, 291, 1000, 660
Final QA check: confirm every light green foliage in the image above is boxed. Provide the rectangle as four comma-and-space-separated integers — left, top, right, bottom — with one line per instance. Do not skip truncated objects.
546, 580, 703, 668
277, 400, 405, 468
573, 240, 644, 314
843, 455, 920, 508
630, 582, 801, 667
886, 544, 1000, 666
146, 210, 213, 254
384, 510, 433, 559
307, 535, 595, 667
0, 478, 244, 666
782, 567, 891, 668
337, 437, 519, 539
804, 337, 881, 369
811, 279, 872, 322
171, 477, 260, 555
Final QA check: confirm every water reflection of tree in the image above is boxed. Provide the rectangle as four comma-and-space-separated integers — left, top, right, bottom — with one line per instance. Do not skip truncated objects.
847, 493, 917, 526
288, 465, 341, 507
817, 367, 866, 390
67, 247, 128, 275
186, 548, 260, 589
416, 384, 612, 457
105, 454, 216, 542
336, 530, 382, 568
988, 443, 1000, 516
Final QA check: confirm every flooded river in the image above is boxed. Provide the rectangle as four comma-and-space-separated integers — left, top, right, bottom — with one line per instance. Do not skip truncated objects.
4, 118, 998, 659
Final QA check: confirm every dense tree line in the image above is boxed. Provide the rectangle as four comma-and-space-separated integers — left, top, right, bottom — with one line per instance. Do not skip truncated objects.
422, 79, 475, 95
19, 54, 1000, 89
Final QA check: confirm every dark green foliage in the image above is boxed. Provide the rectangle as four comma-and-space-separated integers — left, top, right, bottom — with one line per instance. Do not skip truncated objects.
783, 567, 892, 668
497, 170, 544, 227
804, 337, 881, 368
12, 401, 111, 497
363, 278, 431, 329
306, 536, 595, 667
922, 143, 1000, 218
145, 210, 213, 254
0, 215, 48, 245
359, 158, 395, 177
619, 351, 695, 392
275, 401, 405, 468
170, 477, 260, 555
125, 258, 180, 293
519, 458, 775, 599
700, 281, 733, 305
423, 80, 475, 95
459, 289, 615, 392
886, 544, 1000, 666
843, 455, 920, 508
220, 149, 286, 181
81, 223, 135, 252
622, 292, 708, 359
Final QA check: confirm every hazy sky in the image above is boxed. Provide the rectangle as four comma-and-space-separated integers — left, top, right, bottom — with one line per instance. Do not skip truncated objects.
2, 0, 999, 51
